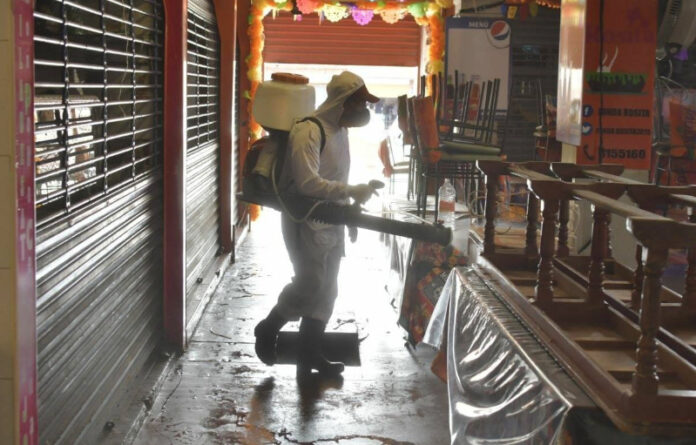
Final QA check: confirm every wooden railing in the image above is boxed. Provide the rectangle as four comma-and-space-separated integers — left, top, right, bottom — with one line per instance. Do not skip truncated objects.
553, 163, 696, 313
474, 160, 696, 431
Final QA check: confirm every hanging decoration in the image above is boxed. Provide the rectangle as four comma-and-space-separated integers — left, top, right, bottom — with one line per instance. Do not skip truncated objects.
379, 8, 406, 23
323, 3, 350, 21
297, 0, 321, 13
245, 0, 449, 141
535, 0, 560, 8
424, 11, 445, 94
244, 0, 560, 150
406, 1, 427, 18
246, 2, 271, 141
243, 0, 561, 219
519, 3, 529, 19
245, 0, 563, 140
351, 7, 374, 25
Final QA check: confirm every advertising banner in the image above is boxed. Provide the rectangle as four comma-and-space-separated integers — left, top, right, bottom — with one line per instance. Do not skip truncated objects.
446, 16, 511, 110
576, 0, 657, 169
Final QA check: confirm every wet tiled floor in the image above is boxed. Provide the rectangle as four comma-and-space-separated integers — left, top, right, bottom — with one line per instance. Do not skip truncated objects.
132, 211, 450, 445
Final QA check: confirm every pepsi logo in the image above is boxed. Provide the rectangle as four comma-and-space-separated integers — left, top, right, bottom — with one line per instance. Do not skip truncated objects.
488, 21, 510, 48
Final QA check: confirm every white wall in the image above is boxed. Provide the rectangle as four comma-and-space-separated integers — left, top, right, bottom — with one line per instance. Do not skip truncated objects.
573, 169, 650, 269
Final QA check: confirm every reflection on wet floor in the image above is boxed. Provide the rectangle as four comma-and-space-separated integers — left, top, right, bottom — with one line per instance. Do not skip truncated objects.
132, 211, 449, 445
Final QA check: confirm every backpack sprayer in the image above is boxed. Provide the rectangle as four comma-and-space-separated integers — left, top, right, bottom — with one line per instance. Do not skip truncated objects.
238, 73, 452, 246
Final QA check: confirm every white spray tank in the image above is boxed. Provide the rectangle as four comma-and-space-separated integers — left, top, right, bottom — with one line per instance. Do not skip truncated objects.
250, 73, 316, 180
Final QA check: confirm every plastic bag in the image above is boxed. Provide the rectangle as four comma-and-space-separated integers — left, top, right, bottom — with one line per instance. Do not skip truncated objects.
425, 268, 570, 444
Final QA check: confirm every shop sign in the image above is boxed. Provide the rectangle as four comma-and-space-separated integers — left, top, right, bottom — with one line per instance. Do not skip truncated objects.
576, 0, 657, 169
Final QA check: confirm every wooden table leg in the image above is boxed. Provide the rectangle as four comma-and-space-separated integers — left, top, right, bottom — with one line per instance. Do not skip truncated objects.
605, 213, 613, 260
685, 213, 696, 311
536, 198, 559, 305
557, 199, 570, 257
631, 245, 644, 310
588, 207, 609, 305
632, 247, 668, 396
525, 193, 539, 257
483, 173, 499, 256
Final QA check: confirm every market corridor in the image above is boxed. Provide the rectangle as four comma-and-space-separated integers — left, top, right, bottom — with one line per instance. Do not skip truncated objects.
131, 211, 450, 444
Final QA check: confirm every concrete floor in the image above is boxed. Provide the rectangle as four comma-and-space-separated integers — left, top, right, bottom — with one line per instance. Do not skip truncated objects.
132, 211, 450, 445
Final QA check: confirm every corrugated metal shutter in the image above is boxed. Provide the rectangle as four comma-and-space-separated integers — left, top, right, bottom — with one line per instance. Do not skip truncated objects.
185, 0, 221, 320
505, 8, 560, 161
32, 0, 164, 441
264, 12, 421, 67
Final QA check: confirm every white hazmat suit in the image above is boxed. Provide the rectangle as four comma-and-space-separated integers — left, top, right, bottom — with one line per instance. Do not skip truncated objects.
275, 71, 369, 323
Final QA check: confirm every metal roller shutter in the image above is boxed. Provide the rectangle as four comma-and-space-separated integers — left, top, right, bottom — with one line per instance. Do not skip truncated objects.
263, 12, 422, 67
505, 8, 560, 161
32, 0, 164, 442
185, 0, 221, 321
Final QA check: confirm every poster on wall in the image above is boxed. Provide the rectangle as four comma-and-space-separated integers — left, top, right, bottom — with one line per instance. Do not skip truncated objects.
576, 0, 657, 169
446, 16, 511, 111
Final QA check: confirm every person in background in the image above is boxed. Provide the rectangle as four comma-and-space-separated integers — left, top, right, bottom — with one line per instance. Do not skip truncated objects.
254, 71, 380, 382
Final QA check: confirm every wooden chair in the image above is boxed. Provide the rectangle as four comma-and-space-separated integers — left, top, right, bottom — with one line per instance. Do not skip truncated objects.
653, 141, 696, 186
442, 77, 503, 146
378, 134, 410, 195
407, 96, 503, 221
534, 93, 562, 161
653, 97, 696, 185
441, 71, 473, 142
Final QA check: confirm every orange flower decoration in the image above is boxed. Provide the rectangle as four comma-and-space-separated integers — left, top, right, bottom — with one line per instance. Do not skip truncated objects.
536, 0, 560, 8
245, 0, 450, 143
249, 203, 262, 221
247, 4, 267, 141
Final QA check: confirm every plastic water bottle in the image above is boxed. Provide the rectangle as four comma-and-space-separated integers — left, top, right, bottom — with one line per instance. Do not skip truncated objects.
438, 178, 456, 228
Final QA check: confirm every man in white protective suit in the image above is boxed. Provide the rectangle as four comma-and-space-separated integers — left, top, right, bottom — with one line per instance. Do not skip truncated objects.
254, 71, 380, 381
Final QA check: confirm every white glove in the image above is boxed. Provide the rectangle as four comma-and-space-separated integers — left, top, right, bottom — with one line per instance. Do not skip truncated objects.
348, 183, 377, 204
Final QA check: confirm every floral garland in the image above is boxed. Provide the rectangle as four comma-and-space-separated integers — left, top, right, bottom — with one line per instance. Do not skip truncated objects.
423, 12, 444, 95
243, 0, 559, 219
534, 0, 560, 8
323, 3, 351, 22
246, 0, 291, 141
246, 0, 563, 140
351, 8, 374, 25
245, 0, 452, 141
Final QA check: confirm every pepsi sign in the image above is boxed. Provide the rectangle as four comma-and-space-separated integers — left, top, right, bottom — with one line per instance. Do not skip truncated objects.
488, 21, 511, 48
